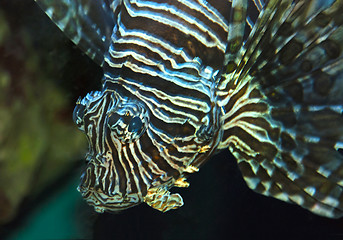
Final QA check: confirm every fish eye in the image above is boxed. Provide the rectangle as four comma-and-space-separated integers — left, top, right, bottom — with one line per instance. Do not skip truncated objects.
73, 103, 86, 129
106, 101, 149, 143
128, 117, 143, 132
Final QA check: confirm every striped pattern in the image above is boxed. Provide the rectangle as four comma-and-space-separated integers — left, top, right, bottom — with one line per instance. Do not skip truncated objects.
74, 0, 232, 212
217, 0, 343, 218
36, 0, 343, 218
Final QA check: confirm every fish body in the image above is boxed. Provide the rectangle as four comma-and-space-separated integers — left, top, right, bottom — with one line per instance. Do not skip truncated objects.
35, 0, 343, 218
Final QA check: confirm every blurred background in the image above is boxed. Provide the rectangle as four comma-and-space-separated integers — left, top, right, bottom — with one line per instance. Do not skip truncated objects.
0, 0, 343, 239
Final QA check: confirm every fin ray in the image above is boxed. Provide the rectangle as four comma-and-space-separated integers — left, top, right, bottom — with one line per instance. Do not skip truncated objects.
220, 0, 343, 218
35, 0, 120, 66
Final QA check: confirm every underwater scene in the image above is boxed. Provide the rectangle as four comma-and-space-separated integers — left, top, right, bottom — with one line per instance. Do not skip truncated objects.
1, 0, 343, 239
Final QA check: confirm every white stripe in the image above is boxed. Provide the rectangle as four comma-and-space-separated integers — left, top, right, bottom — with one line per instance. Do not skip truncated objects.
124, 0, 227, 51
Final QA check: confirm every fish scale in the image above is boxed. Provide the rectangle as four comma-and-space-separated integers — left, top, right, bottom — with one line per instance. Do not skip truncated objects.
35, 0, 343, 218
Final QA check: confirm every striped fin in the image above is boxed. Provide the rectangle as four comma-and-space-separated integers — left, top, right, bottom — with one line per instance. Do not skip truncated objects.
225, 0, 267, 67
35, 0, 119, 66
219, 0, 343, 218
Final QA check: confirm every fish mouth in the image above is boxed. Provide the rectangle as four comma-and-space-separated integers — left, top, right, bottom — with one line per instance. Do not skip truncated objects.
77, 160, 141, 212
77, 185, 133, 213
77, 185, 141, 213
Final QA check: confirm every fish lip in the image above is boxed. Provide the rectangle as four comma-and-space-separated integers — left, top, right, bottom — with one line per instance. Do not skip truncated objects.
78, 156, 111, 194
77, 185, 139, 212
77, 161, 99, 197
78, 155, 142, 211
84, 153, 93, 163
76, 182, 90, 196
77, 162, 122, 208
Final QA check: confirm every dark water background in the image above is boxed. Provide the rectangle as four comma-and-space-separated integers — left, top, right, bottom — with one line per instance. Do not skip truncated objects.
1, 0, 343, 239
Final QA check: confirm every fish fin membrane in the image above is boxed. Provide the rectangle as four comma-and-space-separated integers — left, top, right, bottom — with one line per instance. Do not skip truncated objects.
225, 0, 267, 65
35, 0, 120, 66
220, 0, 343, 218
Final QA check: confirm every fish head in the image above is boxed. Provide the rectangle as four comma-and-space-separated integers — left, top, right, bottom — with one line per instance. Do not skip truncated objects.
73, 90, 150, 212
72, 85, 221, 213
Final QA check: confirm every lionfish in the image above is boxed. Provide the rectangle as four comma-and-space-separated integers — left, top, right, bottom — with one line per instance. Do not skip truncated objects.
35, 0, 343, 218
